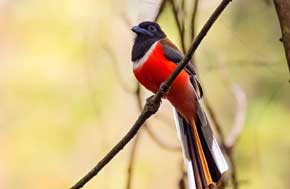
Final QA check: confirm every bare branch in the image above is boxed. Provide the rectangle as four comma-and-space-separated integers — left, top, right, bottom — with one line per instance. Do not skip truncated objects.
273, 0, 290, 79
70, 1, 232, 188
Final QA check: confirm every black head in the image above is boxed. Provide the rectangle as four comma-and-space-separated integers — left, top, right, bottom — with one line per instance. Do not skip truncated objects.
131, 21, 166, 40
131, 21, 166, 61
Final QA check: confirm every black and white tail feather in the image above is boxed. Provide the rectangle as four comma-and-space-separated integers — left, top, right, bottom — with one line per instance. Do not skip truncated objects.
173, 96, 228, 189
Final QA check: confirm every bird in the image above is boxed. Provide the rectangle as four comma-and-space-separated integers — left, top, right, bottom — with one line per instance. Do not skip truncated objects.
131, 21, 228, 189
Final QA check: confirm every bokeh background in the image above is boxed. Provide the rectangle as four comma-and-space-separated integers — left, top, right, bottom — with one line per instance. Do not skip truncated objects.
0, 0, 289, 189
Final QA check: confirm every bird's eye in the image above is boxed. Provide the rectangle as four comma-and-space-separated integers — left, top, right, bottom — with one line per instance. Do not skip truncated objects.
148, 25, 157, 32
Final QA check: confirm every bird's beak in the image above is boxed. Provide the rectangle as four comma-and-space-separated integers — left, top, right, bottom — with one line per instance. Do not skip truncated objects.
131, 26, 154, 36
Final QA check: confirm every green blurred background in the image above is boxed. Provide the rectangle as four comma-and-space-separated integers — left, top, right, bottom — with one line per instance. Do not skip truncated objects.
0, 0, 289, 189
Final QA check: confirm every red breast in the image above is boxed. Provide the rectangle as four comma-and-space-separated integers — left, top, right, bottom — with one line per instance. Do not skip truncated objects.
133, 41, 197, 122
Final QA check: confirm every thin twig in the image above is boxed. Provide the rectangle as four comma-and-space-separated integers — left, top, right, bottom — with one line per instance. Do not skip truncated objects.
180, 0, 186, 44
70, 1, 232, 188
169, 0, 186, 52
155, 0, 167, 21
191, 0, 199, 41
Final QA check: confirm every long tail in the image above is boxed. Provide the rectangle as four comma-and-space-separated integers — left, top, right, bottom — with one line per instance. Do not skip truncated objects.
172, 101, 228, 189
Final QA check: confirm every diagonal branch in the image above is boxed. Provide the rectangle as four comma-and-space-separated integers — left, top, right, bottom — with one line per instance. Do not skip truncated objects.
70, 1, 232, 188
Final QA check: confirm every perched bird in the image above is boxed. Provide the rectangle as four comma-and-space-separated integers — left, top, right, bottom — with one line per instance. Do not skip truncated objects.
131, 21, 228, 189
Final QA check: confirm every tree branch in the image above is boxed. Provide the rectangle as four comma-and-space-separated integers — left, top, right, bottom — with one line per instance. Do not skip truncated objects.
273, 0, 290, 79
70, 0, 232, 188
